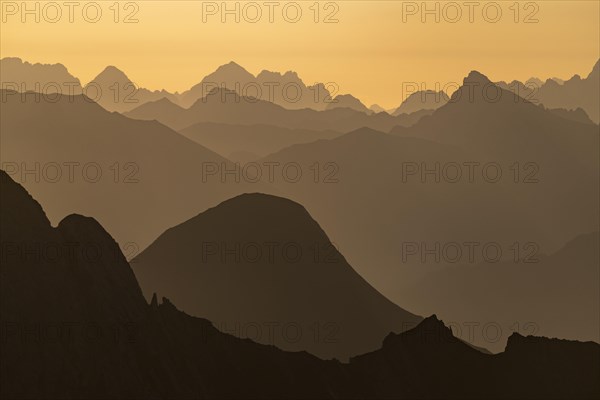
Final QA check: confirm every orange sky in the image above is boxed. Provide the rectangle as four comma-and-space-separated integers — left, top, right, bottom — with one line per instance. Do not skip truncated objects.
1, 0, 598, 108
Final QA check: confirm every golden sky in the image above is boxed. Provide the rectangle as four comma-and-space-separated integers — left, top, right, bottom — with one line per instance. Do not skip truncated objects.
1, 0, 598, 108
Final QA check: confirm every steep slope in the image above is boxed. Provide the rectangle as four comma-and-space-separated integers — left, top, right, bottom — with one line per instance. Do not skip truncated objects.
394, 71, 599, 166
392, 90, 449, 115
0, 169, 153, 398
133, 193, 421, 360
325, 94, 371, 114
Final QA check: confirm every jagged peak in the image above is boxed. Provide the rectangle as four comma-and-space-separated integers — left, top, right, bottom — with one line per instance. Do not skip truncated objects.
463, 70, 493, 86
381, 314, 453, 348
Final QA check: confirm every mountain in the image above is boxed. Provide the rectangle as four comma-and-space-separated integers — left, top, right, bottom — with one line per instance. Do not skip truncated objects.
403, 231, 600, 352
1, 58, 339, 113
0, 57, 82, 93
179, 61, 256, 107
179, 62, 334, 110
84, 66, 179, 113
125, 87, 430, 132
132, 193, 421, 360
525, 77, 544, 87
546, 106, 595, 124
258, 71, 599, 342
348, 315, 600, 399
0, 169, 353, 399
497, 59, 600, 123
369, 104, 388, 114
325, 94, 371, 114
2, 170, 599, 399
392, 70, 599, 167
392, 90, 449, 115
0, 89, 264, 252
178, 122, 342, 161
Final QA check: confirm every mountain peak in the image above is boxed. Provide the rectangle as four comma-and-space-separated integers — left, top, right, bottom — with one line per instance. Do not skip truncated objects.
91, 65, 131, 84
283, 70, 299, 79
414, 314, 449, 332
464, 70, 493, 86
216, 61, 251, 74
326, 94, 370, 113
382, 314, 452, 348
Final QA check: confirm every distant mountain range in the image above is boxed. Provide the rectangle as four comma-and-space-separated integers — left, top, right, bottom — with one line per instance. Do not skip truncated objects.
124, 88, 431, 132
325, 94, 372, 114
0, 89, 262, 251
4, 57, 598, 121
497, 59, 600, 123
2, 170, 599, 399
84, 65, 180, 113
178, 61, 337, 110
178, 122, 343, 162
0, 58, 339, 113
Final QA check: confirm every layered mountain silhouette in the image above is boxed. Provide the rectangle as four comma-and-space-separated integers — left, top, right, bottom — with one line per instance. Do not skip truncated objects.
1, 58, 341, 112
84, 66, 181, 113
178, 122, 342, 161
403, 231, 600, 352
5, 57, 597, 124
0, 89, 264, 251
545, 105, 595, 124
132, 193, 421, 359
258, 71, 599, 338
392, 90, 449, 115
497, 59, 600, 123
2, 170, 599, 399
0, 169, 351, 399
369, 104, 388, 114
391, 70, 599, 167
179, 61, 336, 110
325, 94, 371, 114
125, 87, 430, 132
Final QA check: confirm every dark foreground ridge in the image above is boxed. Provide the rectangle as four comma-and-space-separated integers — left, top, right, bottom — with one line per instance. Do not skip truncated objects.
1, 170, 599, 399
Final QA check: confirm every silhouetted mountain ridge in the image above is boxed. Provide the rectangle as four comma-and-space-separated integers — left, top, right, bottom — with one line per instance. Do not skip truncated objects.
126, 86, 430, 132
1, 170, 599, 399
